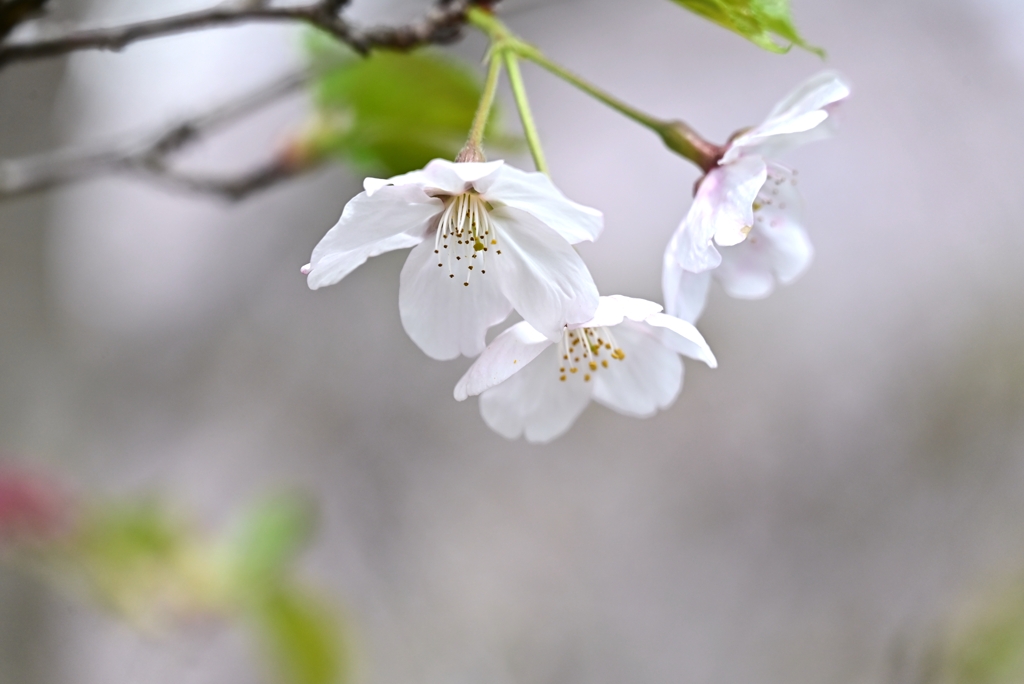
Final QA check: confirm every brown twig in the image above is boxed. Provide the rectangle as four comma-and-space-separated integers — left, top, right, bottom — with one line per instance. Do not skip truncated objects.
0, 0, 479, 68
0, 67, 316, 201
0, 0, 496, 201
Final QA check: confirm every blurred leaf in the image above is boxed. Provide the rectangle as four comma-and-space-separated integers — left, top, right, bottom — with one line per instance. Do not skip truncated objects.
301, 36, 509, 175
229, 495, 316, 593
69, 500, 214, 618
255, 586, 351, 684
668, 0, 822, 55
945, 580, 1024, 684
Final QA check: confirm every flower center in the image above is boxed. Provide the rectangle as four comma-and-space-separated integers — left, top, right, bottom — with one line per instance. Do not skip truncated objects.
557, 327, 626, 383
748, 166, 795, 241
434, 192, 501, 287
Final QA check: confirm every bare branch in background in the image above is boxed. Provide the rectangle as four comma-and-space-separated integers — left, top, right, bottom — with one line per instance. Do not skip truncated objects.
0, 0, 497, 202
0, 0, 484, 68
0, 68, 317, 201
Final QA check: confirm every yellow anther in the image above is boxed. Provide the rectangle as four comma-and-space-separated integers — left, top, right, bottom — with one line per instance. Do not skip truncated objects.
601, 360, 608, 368
589, 362, 597, 371
560, 375, 566, 382
584, 374, 591, 382
570, 368, 578, 374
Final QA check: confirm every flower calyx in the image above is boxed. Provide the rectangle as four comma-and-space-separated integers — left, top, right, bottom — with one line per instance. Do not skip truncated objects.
455, 140, 487, 163
658, 120, 724, 173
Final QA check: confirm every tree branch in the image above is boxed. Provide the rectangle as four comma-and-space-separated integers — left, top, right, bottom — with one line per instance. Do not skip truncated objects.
0, 0, 483, 69
0, 0, 499, 202
0, 67, 317, 201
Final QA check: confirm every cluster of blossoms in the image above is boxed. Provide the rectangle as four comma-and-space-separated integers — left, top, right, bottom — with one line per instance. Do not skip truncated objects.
303, 71, 850, 443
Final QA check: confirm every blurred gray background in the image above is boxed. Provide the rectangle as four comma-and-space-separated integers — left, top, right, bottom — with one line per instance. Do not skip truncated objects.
4, 0, 1024, 682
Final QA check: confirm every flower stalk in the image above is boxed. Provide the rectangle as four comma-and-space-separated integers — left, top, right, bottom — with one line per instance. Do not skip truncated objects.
458, 50, 503, 161
466, 6, 721, 171
502, 51, 548, 174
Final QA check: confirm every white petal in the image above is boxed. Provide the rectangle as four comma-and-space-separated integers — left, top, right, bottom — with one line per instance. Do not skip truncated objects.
399, 239, 513, 360
715, 241, 775, 299
478, 345, 593, 443
454, 321, 552, 401
490, 206, 599, 340
643, 313, 717, 368
754, 163, 814, 284
591, 321, 683, 418
476, 164, 603, 244
582, 295, 663, 329
724, 71, 851, 163
363, 172, 423, 196
662, 254, 712, 324
715, 163, 813, 299
709, 156, 769, 247
417, 159, 506, 196
666, 157, 767, 276
306, 184, 440, 289
764, 71, 851, 121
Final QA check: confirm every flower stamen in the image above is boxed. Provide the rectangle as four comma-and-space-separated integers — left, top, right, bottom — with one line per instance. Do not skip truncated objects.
557, 326, 626, 381
437, 192, 500, 287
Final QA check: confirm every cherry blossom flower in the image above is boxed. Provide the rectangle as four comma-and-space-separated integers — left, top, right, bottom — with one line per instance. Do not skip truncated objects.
454, 295, 717, 443
663, 71, 851, 323
303, 159, 603, 360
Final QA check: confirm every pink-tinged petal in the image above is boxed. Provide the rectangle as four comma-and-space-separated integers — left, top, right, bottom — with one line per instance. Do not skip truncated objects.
715, 163, 813, 298
476, 164, 603, 244
709, 156, 769, 247
454, 321, 552, 401
662, 252, 712, 324
591, 321, 683, 418
478, 345, 593, 443
417, 159, 506, 196
666, 157, 767, 274
581, 295, 663, 330
306, 184, 441, 290
754, 163, 813, 284
715, 241, 775, 299
724, 71, 851, 163
490, 206, 599, 341
643, 313, 717, 368
399, 239, 513, 360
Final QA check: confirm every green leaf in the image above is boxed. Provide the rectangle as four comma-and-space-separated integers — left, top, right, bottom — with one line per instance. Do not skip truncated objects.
668, 0, 823, 55
302, 38, 508, 175
254, 586, 351, 684
228, 496, 315, 594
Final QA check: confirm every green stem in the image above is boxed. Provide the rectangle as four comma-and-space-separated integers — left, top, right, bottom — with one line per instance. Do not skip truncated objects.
517, 47, 664, 132
465, 53, 503, 151
502, 51, 548, 174
465, 6, 722, 171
